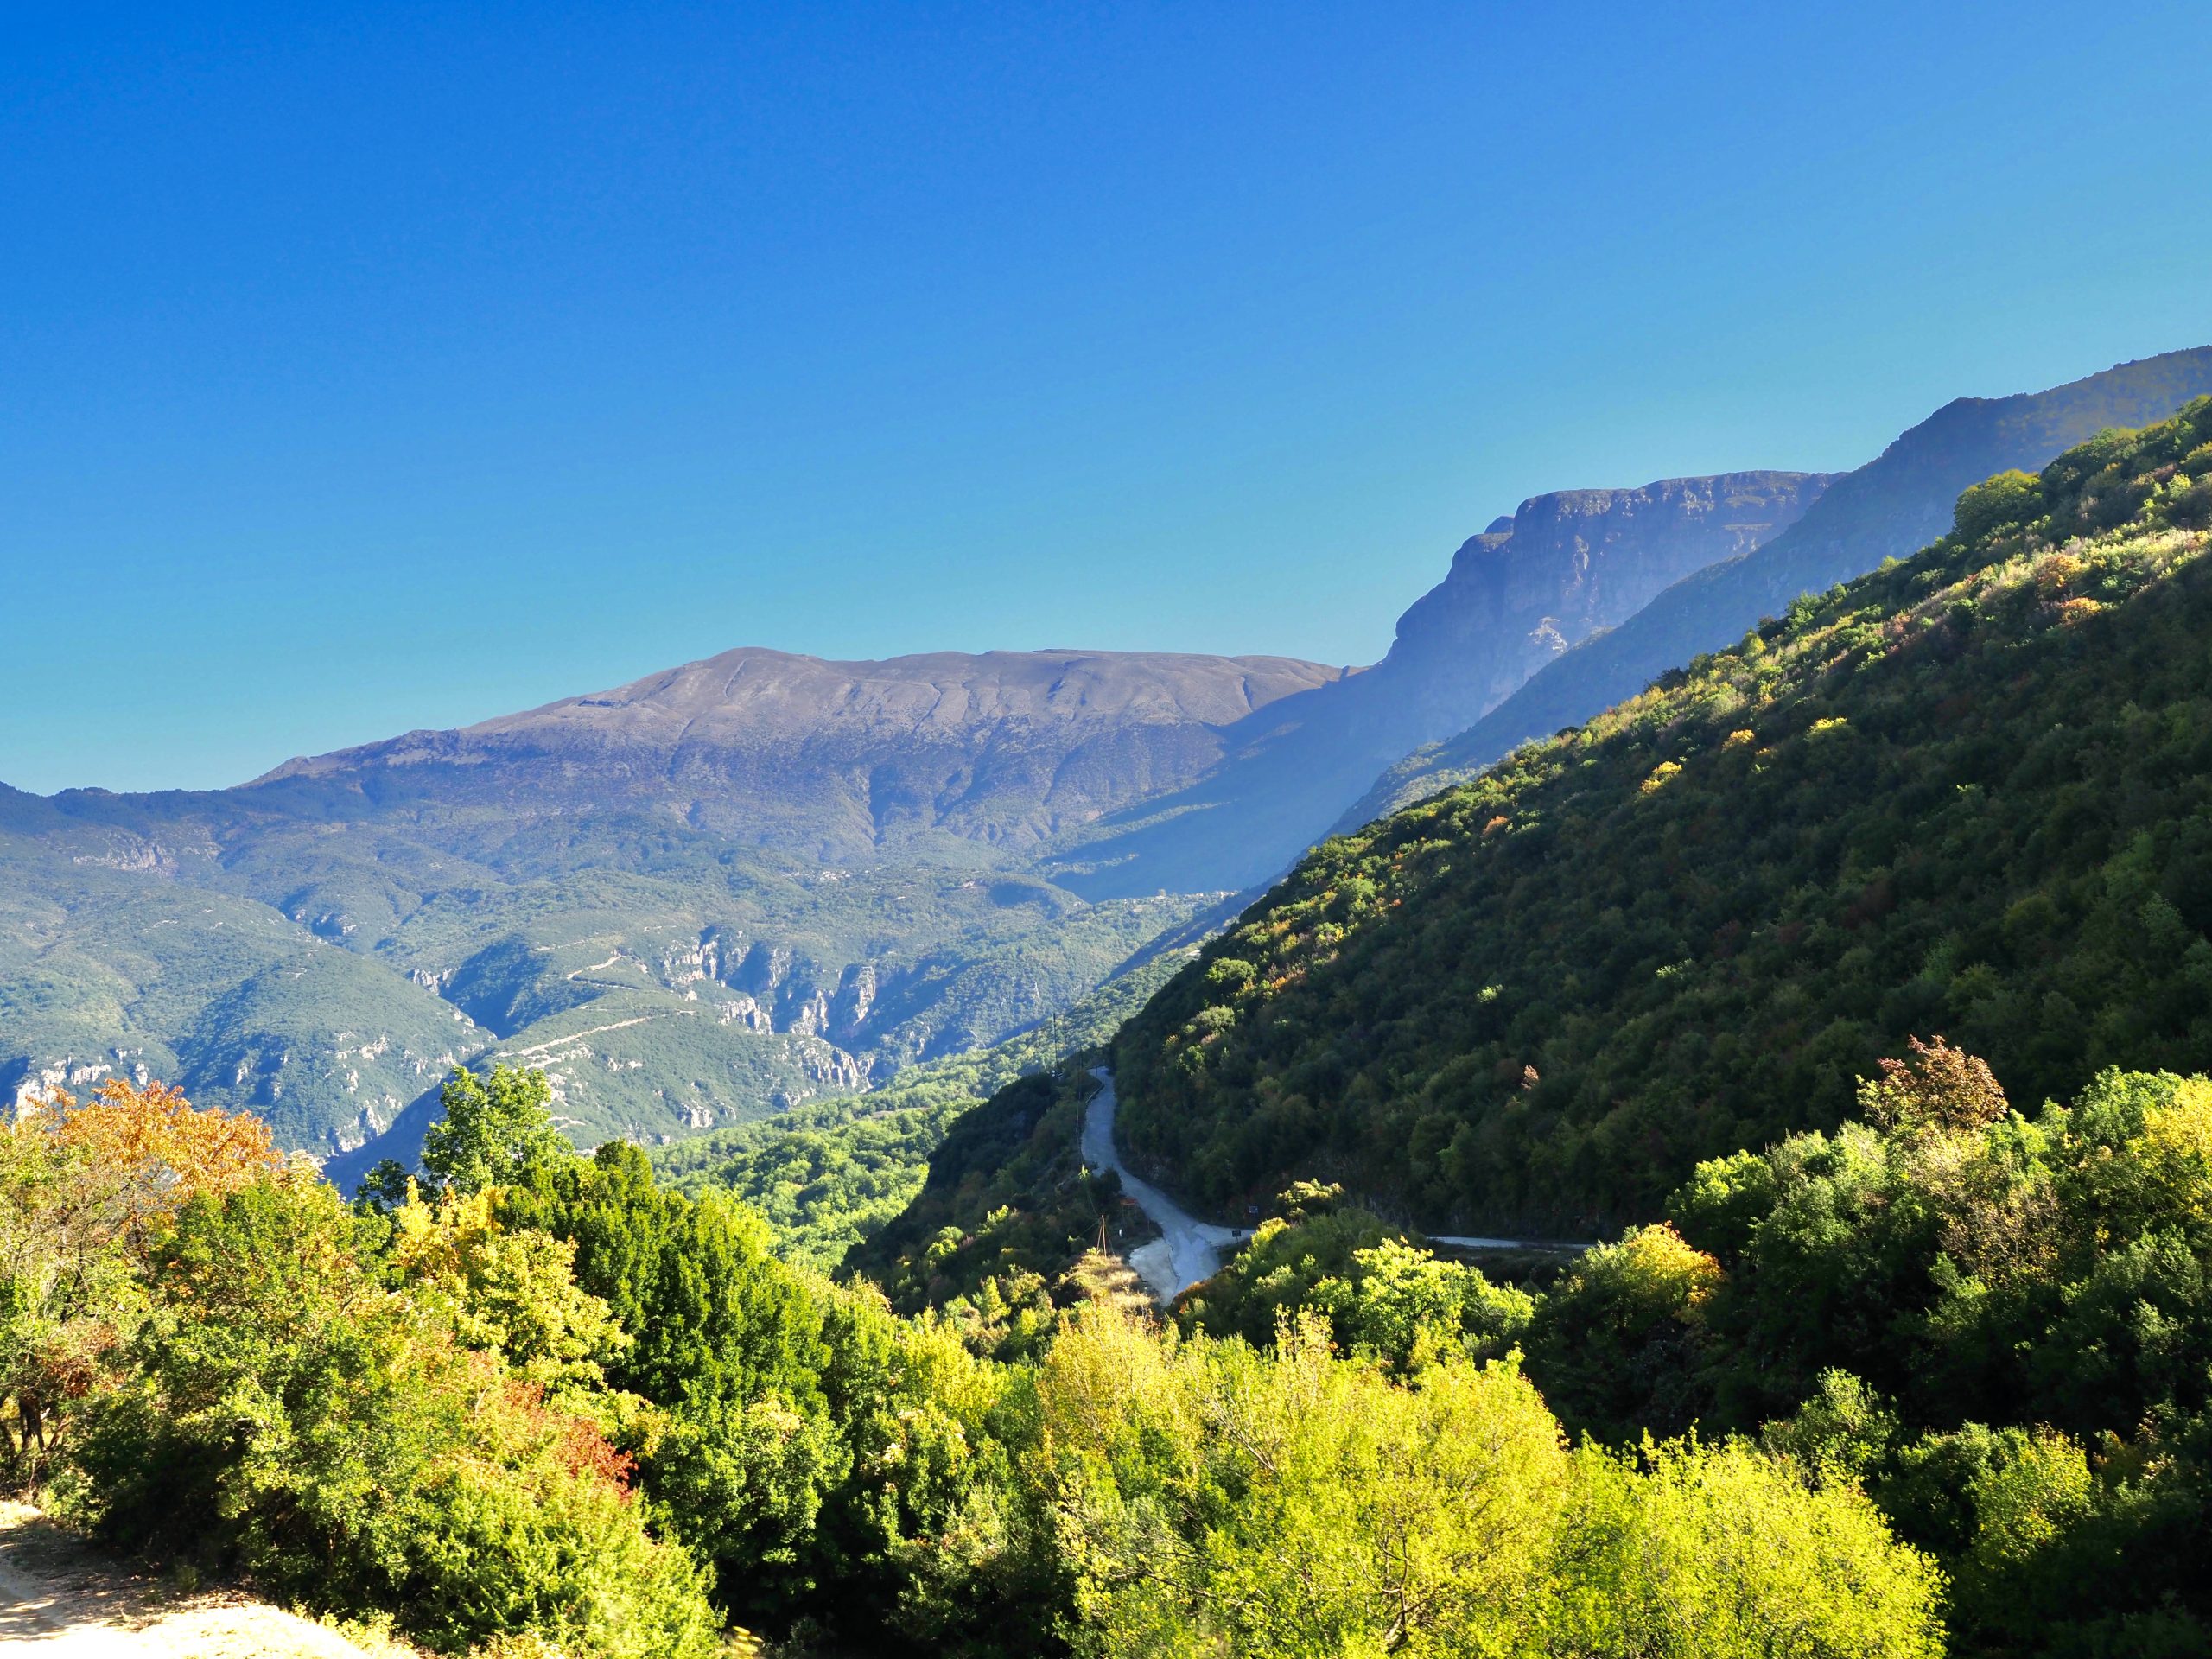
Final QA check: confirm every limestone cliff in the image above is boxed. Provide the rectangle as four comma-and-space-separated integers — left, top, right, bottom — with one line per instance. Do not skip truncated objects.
1367, 471, 1834, 735
1351, 345, 2212, 826
1053, 471, 1833, 897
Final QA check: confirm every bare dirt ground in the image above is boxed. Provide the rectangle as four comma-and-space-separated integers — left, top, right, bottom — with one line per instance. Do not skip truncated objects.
0, 1503, 404, 1657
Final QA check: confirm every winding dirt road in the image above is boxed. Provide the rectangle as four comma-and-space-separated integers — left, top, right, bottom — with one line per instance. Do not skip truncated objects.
1081, 1068, 1248, 1302
1081, 1068, 1592, 1304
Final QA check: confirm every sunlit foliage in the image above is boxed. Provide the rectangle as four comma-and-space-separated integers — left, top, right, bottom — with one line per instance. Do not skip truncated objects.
1115, 399, 2212, 1228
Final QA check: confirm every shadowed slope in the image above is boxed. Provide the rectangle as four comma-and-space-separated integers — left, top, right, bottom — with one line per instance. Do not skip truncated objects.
1056, 471, 1834, 897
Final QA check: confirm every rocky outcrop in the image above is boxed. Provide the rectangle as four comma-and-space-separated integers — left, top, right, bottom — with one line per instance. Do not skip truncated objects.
1053, 472, 1834, 898
1363, 471, 1833, 734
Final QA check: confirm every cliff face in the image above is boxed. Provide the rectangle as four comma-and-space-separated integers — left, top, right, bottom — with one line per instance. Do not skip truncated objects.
1052, 472, 1833, 899
1368, 471, 1834, 740
1351, 345, 2212, 827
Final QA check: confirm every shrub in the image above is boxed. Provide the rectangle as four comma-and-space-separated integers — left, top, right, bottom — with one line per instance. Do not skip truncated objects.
63, 1170, 720, 1656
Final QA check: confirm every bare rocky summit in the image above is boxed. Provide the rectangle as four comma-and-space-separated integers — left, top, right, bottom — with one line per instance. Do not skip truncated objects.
252, 646, 1351, 859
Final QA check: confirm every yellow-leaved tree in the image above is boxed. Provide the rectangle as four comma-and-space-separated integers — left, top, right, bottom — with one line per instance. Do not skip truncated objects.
0, 1079, 281, 1469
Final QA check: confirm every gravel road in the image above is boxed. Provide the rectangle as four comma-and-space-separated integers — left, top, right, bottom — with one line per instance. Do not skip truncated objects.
1081, 1067, 1248, 1303
1427, 1233, 1594, 1254
1081, 1069, 1592, 1304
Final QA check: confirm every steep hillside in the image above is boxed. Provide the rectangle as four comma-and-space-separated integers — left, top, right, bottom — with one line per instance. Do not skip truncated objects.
3, 794, 1204, 1160
1355, 345, 2212, 823
0, 805, 489, 1147
1115, 397, 2212, 1231
1056, 471, 1832, 896
649, 949, 1187, 1269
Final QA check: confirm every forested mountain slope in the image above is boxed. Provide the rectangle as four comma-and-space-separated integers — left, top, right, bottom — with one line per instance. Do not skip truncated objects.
1353, 345, 2212, 824
1116, 397, 2212, 1231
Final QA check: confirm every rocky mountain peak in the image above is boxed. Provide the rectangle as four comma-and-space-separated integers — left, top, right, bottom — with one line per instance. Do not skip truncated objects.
243, 645, 1351, 861
1380, 471, 1837, 708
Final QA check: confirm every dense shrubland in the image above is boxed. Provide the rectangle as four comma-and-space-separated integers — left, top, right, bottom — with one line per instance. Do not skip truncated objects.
1195, 1042, 2212, 1651
0, 1065, 1955, 1656
1115, 398, 2212, 1230
3, 1077, 721, 1656
1027, 1307, 1941, 1658
19, 1049, 2209, 1655
840, 1069, 1122, 1348
653, 1097, 961, 1273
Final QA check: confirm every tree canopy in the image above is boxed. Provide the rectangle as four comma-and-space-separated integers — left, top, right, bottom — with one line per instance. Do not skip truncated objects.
1115, 398, 2212, 1230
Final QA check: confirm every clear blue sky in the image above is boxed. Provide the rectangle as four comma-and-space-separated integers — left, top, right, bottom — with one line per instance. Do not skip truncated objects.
6, 2, 2210, 794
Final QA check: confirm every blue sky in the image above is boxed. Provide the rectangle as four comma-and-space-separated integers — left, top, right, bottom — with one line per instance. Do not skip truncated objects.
6, 2, 2210, 794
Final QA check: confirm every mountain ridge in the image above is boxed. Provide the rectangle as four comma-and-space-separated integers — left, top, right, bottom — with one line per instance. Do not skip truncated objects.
1112, 393, 2212, 1230
240, 645, 1352, 860
1, 645, 1350, 1160
1350, 345, 2212, 826
1052, 467, 1837, 896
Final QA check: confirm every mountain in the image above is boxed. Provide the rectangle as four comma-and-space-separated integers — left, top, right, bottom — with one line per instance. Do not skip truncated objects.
1352, 345, 2212, 824
1111, 395, 2212, 1231
0, 647, 1338, 1157
251, 646, 1349, 859
17, 354, 2212, 1174
1053, 470, 1835, 897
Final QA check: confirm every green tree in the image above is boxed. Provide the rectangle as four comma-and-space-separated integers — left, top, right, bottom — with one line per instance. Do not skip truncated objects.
1033, 1309, 1572, 1658
500, 1140, 839, 1624
388, 1185, 630, 1408
1950, 468, 2041, 544
67, 1167, 720, 1657
810, 1285, 1066, 1654
1526, 1223, 1721, 1440
1336, 1237, 1535, 1370
1541, 1438, 1946, 1658
420, 1064, 571, 1196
